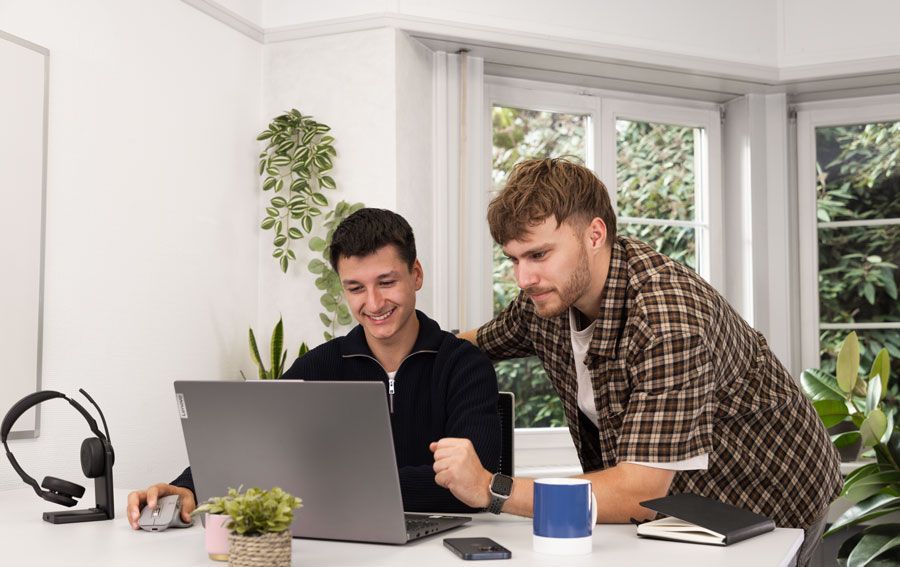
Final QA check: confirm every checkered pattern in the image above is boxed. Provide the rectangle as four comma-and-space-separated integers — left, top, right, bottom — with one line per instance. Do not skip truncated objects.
478, 237, 842, 529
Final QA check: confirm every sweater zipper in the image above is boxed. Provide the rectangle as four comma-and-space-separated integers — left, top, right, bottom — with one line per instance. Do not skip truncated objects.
342, 349, 437, 414
388, 377, 395, 413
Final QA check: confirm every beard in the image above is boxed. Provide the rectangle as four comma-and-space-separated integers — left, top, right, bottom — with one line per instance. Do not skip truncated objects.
528, 243, 591, 319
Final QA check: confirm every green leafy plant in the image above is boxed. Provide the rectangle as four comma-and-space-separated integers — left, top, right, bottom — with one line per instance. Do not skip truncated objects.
257, 109, 337, 273
802, 331, 900, 566
306, 201, 364, 341
814, 122, 900, 417
803, 332, 894, 452
243, 317, 309, 380
193, 486, 302, 536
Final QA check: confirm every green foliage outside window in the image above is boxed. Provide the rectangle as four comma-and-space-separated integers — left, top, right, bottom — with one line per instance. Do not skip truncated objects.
815, 123, 900, 413
491, 107, 586, 428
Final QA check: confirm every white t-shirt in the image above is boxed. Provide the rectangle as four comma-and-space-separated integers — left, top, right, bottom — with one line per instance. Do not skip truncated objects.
569, 308, 708, 471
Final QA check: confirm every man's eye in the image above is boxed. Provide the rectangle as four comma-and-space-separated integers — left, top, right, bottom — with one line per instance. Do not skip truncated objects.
531, 251, 546, 260
348, 287, 363, 293
380, 280, 396, 287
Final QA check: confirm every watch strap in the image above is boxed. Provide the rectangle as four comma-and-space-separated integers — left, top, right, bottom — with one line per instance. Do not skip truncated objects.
487, 473, 512, 514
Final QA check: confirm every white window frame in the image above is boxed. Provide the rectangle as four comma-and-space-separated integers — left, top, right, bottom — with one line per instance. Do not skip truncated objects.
600, 99, 723, 289
795, 94, 900, 370
474, 77, 724, 471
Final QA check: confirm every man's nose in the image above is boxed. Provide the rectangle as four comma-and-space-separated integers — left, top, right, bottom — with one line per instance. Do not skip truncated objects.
367, 287, 385, 311
515, 263, 538, 289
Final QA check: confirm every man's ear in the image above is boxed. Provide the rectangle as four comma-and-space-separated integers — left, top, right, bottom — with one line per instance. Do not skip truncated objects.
412, 259, 424, 291
586, 218, 608, 250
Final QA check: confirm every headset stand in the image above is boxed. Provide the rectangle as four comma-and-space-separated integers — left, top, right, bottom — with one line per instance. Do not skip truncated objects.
43, 445, 114, 524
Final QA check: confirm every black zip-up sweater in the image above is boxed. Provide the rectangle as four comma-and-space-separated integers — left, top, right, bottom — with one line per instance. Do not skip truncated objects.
172, 310, 500, 513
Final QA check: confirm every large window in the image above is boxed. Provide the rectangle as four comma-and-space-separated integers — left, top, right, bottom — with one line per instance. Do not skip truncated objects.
485, 81, 722, 432
798, 102, 900, 413
491, 106, 588, 427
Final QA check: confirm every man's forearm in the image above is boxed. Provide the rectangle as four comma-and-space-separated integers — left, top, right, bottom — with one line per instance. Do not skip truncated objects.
500, 464, 673, 523
577, 464, 673, 523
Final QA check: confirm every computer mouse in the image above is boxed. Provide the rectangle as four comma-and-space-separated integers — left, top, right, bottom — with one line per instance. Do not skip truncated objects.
138, 494, 194, 531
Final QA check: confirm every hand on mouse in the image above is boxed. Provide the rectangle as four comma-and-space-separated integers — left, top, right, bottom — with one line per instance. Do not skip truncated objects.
126, 483, 196, 530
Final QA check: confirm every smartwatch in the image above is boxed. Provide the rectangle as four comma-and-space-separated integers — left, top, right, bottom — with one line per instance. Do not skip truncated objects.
487, 473, 513, 514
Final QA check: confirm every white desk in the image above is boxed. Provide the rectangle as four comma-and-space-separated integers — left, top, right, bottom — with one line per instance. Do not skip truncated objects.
1, 489, 803, 566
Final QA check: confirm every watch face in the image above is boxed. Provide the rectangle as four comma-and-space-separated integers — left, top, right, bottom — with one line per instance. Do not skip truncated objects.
491, 474, 513, 496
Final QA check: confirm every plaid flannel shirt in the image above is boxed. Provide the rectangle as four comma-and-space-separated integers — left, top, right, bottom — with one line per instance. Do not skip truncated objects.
478, 237, 842, 528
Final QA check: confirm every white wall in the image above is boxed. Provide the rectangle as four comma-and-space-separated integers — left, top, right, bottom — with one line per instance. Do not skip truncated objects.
394, 31, 435, 317
259, 28, 398, 351
258, 28, 437, 350
780, 0, 900, 69
0, 0, 262, 494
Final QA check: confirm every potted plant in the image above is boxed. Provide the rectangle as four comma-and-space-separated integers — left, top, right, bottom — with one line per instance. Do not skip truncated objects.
802, 332, 900, 566
194, 496, 232, 561
194, 487, 302, 567
242, 317, 309, 380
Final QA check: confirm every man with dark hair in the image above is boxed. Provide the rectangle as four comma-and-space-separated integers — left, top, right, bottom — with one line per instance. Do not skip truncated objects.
127, 208, 501, 526
433, 158, 840, 567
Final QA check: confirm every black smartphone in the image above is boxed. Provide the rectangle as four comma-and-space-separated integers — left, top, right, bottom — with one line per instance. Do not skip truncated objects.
443, 537, 512, 560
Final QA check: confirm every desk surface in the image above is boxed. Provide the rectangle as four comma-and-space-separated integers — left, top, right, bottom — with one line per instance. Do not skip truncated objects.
1, 489, 803, 566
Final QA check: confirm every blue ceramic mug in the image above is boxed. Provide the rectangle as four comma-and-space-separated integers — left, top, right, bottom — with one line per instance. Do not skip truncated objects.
533, 478, 597, 555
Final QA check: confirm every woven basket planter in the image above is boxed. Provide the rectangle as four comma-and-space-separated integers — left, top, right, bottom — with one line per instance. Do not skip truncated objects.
228, 530, 292, 567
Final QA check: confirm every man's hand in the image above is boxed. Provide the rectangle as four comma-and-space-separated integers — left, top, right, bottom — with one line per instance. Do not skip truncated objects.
126, 483, 195, 530
430, 438, 493, 509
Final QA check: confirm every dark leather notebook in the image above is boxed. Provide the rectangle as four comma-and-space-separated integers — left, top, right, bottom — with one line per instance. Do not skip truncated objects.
636, 493, 776, 546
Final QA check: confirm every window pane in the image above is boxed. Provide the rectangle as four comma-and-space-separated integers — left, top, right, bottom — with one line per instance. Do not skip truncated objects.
815, 122, 900, 222
819, 329, 900, 416
818, 225, 900, 323
616, 119, 697, 221
492, 106, 587, 189
619, 223, 696, 271
491, 105, 586, 428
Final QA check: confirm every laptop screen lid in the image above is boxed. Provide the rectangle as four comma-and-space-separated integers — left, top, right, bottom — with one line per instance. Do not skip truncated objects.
174, 380, 410, 544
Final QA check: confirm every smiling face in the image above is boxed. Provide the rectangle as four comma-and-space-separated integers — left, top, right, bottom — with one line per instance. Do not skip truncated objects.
502, 216, 604, 318
337, 244, 423, 346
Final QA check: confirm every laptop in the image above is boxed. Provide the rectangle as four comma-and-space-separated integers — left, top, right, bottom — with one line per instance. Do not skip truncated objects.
174, 380, 471, 544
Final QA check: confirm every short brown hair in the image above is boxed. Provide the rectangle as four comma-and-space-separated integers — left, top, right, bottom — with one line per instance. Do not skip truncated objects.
487, 158, 617, 245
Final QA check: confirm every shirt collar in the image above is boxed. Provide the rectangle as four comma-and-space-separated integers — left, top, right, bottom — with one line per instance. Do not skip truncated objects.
586, 237, 629, 361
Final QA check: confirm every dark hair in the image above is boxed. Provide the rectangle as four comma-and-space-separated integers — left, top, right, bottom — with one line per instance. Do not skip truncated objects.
328, 208, 417, 271
487, 157, 617, 245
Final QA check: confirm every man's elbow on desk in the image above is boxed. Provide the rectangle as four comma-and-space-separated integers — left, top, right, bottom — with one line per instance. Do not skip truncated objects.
580, 463, 675, 524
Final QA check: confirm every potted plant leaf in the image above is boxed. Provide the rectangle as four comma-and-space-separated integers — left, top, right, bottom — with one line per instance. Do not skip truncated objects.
194, 487, 302, 567
242, 317, 309, 380
802, 332, 900, 566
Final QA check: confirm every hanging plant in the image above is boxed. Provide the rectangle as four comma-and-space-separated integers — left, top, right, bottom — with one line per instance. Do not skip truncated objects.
308, 201, 365, 340
257, 109, 337, 272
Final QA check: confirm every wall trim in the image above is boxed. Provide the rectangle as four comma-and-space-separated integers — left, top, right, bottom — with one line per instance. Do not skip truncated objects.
182, 5, 900, 101
262, 13, 778, 82
180, 0, 265, 43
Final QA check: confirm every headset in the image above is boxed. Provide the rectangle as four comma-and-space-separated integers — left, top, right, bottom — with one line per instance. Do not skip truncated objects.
1, 389, 115, 523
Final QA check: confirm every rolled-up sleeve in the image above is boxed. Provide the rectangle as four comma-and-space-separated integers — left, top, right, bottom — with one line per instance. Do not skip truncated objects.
616, 333, 716, 464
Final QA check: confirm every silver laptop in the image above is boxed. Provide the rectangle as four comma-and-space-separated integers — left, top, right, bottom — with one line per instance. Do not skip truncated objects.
174, 380, 470, 544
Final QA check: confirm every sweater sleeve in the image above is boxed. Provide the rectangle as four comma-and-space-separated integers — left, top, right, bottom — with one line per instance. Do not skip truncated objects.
170, 466, 196, 500
399, 341, 501, 513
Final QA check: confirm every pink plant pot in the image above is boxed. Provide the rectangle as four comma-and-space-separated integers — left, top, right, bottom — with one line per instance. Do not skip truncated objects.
205, 513, 231, 561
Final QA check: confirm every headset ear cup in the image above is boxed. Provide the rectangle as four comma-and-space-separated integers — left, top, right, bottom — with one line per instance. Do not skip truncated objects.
80, 437, 106, 478
41, 490, 78, 507
41, 475, 86, 499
